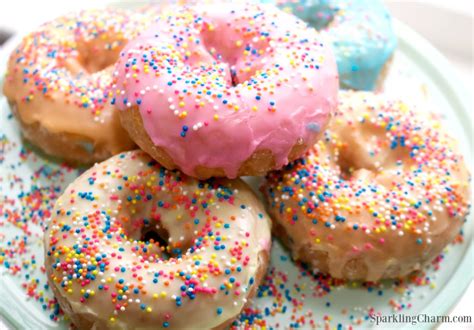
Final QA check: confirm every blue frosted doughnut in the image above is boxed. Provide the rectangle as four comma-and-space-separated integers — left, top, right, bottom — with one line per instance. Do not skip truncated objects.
268, 0, 397, 90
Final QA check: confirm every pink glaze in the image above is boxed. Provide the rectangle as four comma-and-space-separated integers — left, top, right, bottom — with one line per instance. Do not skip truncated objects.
113, 3, 338, 178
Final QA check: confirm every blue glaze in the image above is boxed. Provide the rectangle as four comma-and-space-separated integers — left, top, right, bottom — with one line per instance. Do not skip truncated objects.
265, 0, 397, 90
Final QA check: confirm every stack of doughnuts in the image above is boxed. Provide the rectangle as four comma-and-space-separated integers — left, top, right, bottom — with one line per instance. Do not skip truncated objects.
2, 1, 470, 329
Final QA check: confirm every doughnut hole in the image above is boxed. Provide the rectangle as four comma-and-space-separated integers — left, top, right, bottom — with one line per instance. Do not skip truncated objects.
141, 228, 169, 246
199, 21, 270, 85
140, 226, 171, 260
64, 37, 124, 75
304, 5, 336, 31
120, 212, 197, 260
333, 121, 413, 183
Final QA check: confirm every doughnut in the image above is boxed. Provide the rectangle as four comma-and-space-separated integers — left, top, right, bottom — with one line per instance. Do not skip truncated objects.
44, 150, 271, 329
268, 0, 397, 90
112, 3, 338, 179
2, 9, 155, 164
263, 91, 471, 281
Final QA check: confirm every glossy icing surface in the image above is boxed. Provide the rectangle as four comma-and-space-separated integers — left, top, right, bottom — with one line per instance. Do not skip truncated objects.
269, 0, 397, 90
263, 91, 471, 280
44, 150, 272, 329
113, 3, 338, 178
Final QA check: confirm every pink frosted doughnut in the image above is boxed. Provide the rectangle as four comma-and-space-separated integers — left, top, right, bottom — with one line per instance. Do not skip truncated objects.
112, 3, 338, 179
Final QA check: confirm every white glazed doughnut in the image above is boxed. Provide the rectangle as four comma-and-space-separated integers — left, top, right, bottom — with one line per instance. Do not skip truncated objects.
44, 150, 272, 329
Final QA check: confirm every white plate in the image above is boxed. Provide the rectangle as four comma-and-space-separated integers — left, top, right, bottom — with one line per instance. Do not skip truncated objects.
0, 20, 472, 330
